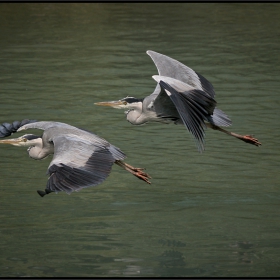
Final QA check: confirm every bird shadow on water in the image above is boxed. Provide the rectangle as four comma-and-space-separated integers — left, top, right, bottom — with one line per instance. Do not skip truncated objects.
153, 239, 209, 277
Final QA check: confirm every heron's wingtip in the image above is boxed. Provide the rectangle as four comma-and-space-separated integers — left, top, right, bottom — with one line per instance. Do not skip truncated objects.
37, 188, 54, 197
37, 190, 46, 197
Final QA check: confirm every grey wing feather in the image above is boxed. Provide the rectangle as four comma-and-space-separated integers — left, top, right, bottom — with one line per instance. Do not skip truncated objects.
46, 134, 123, 194
17, 121, 73, 133
19, 121, 125, 149
147, 50, 216, 98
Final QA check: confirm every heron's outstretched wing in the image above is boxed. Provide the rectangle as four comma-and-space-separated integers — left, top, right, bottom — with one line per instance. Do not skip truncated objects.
153, 75, 217, 152
18, 121, 75, 133
46, 134, 119, 194
147, 50, 216, 98
17, 121, 124, 149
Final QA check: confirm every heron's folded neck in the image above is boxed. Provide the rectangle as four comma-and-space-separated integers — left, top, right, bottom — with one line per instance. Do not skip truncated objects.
126, 109, 142, 125
28, 139, 52, 160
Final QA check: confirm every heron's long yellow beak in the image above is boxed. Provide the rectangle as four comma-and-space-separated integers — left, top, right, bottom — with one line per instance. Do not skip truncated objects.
94, 101, 124, 107
0, 138, 22, 145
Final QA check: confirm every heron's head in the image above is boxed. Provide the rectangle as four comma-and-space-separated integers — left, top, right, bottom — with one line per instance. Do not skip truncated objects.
95, 97, 143, 111
0, 134, 42, 147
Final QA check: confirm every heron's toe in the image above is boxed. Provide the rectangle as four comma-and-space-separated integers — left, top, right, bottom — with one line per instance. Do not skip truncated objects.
243, 135, 262, 146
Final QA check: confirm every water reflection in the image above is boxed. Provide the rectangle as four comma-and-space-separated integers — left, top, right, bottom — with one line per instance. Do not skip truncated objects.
158, 239, 186, 248
156, 249, 207, 277
230, 241, 257, 264
158, 249, 186, 268
110, 258, 153, 276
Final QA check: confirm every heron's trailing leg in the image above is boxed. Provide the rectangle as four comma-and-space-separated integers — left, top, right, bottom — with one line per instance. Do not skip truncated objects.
207, 123, 261, 147
115, 160, 151, 184
37, 189, 54, 197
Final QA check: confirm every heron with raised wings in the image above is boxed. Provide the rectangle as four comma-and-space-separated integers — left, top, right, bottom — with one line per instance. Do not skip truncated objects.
95, 50, 261, 152
0, 119, 151, 197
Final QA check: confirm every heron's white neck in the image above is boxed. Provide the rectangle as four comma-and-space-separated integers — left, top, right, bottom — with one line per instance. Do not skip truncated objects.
125, 101, 162, 125
27, 138, 52, 160
125, 102, 144, 125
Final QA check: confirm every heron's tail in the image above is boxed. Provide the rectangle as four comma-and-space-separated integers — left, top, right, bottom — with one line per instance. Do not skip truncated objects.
209, 108, 232, 127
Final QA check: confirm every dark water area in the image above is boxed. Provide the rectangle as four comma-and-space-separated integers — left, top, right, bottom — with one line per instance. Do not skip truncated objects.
0, 3, 279, 277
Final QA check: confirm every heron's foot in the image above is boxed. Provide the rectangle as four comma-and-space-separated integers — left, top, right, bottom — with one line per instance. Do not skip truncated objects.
239, 135, 262, 147
122, 162, 146, 171
37, 188, 53, 197
131, 168, 152, 184
126, 164, 152, 184
115, 160, 151, 184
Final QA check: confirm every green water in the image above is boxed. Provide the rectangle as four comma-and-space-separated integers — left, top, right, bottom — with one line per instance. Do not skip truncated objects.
0, 3, 279, 277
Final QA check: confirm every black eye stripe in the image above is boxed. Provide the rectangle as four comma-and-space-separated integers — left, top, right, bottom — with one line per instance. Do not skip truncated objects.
121, 97, 143, 103
23, 134, 41, 141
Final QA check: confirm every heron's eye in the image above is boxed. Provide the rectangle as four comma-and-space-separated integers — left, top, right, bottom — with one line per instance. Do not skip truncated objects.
123, 101, 127, 105
23, 138, 27, 142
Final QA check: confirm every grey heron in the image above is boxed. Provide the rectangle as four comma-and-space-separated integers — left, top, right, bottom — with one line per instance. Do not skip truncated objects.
95, 50, 261, 152
0, 119, 151, 197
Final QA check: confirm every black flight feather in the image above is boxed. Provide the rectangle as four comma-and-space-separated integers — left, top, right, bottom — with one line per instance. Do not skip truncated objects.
159, 80, 217, 152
